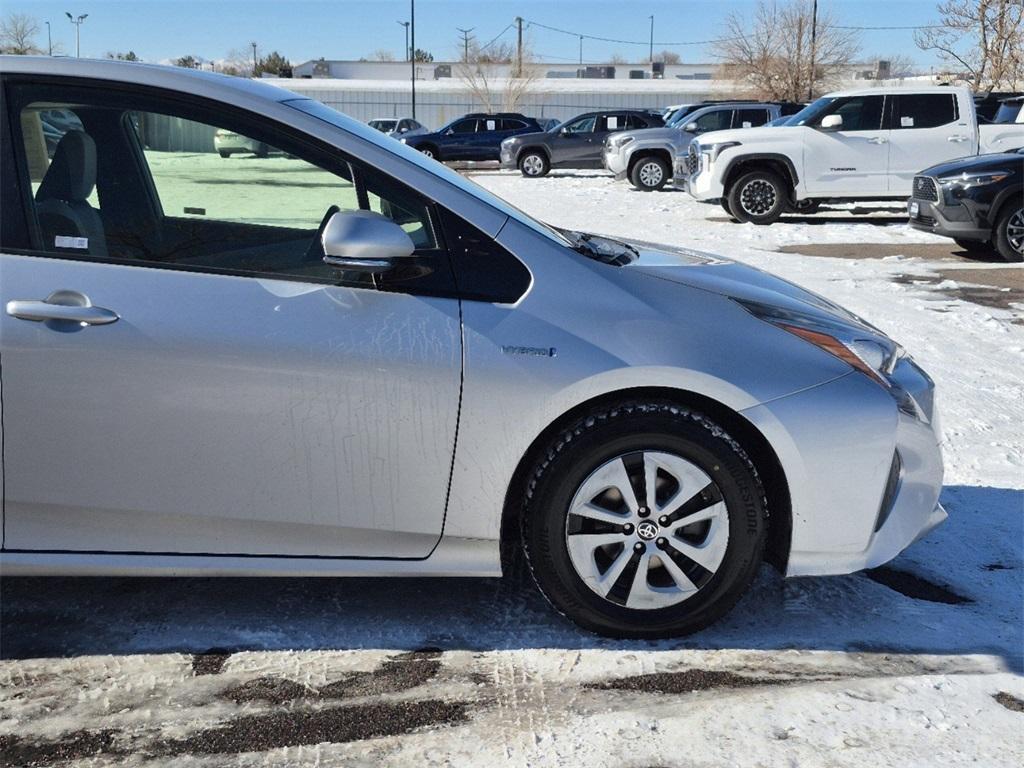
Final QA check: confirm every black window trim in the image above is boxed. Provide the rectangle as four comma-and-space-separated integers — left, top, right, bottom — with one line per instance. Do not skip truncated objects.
0, 74, 491, 299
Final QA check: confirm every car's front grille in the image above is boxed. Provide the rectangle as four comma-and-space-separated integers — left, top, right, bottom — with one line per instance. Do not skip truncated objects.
686, 144, 699, 175
912, 176, 939, 202
916, 214, 937, 227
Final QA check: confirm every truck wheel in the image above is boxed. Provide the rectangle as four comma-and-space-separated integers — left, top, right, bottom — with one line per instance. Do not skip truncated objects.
218, 150, 231, 158
720, 198, 737, 220
522, 400, 767, 638
630, 157, 669, 191
993, 204, 1024, 263
519, 151, 550, 178
728, 170, 788, 225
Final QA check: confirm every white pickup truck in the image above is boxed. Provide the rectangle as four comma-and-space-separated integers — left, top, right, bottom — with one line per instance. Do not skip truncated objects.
676, 86, 1024, 223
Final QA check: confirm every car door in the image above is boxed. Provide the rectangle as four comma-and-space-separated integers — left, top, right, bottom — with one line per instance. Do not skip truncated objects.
801, 95, 889, 196
887, 93, 966, 193
554, 114, 598, 165
440, 118, 478, 159
0, 78, 462, 559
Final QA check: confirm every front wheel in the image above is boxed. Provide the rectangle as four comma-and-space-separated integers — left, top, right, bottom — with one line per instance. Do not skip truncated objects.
519, 151, 550, 177
630, 156, 670, 191
418, 145, 439, 160
523, 401, 766, 638
727, 170, 788, 224
994, 204, 1024, 263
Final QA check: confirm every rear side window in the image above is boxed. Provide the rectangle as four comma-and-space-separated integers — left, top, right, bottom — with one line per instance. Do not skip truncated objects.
734, 109, 770, 128
691, 109, 731, 132
481, 118, 499, 131
499, 118, 527, 130
601, 114, 622, 131
894, 94, 959, 129
624, 114, 648, 129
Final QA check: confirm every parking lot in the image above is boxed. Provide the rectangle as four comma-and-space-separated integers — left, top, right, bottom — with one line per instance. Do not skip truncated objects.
1, 167, 1021, 767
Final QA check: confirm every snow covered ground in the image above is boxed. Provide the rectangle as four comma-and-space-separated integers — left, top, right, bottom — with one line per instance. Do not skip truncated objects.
1, 169, 1022, 767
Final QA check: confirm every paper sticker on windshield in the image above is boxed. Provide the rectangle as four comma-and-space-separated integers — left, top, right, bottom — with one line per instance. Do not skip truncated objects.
901, 116, 915, 127
55, 235, 88, 249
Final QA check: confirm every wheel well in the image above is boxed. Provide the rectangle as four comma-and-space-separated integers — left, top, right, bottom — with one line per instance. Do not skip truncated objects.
499, 387, 792, 575
518, 145, 550, 163
724, 160, 796, 200
418, 142, 439, 157
990, 186, 1023, 227
627, 148, 672, 176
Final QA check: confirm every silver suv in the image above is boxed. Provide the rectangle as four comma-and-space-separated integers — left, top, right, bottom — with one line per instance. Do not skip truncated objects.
604, 103, 796, 191
0, 57, 944, 638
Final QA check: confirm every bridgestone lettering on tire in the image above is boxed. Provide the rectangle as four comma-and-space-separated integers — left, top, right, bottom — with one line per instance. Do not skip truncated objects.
522, 401, 767, 638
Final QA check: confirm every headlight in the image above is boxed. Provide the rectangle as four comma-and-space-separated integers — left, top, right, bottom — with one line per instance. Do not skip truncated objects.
609, 135, 634, 150
735, 298, 902, 388
938, 170, 1011, 189
699, 141, 742, 164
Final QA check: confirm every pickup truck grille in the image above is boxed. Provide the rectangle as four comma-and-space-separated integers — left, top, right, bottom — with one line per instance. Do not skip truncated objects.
912, 176, 939, 202
686, 144, 699, 176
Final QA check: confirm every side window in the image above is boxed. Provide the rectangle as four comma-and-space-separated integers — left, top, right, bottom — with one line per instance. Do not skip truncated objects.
19, 106, 96, 208
692, 109, 731, 132
894, 94, 959, 129
499, 119, 526, 131
602, 114, 622, 132
562, 115, 596, 134
624, 114, 647, 129
10, 85, 440, 287
481, 118, 499, 132
734, 109, 770, 128
815, 96, 884, 131
448, 119, 477, 134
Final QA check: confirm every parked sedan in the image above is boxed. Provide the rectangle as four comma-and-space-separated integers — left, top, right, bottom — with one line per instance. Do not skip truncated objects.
401, 112, 542, 161
908, 148, 1024, 261
214, 128, 269, 158
1, 56, 945, 639
368, 116, 427, 138
500, 110, 664, 177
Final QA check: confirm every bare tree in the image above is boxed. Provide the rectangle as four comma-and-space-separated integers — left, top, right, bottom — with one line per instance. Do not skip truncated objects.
656, 50, 681, 65
609, 52, 627, 65
915, 0, 1024, 90
456, 34, 540, 113
0, 12, 43, 55
868, 54, 920, 79
712, 0, 861, 101
222, 48, 255, 77
370, 49, 396, 62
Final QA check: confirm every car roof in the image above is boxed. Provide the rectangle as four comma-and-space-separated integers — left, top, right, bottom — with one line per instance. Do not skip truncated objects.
0, 55, 301, 107
823, 85, 971, 98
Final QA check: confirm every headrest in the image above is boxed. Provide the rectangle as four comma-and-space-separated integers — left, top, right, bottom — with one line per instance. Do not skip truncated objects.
36, 130, 97, 203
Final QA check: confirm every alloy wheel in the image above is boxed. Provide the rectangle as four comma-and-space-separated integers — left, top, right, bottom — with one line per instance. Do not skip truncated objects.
522, 154, 545, 176
638, 161, 664, 188
565, 451, 729, 610
739, 179, 778, 216
1008, 208, 1024, 254
420, 148, 434, 159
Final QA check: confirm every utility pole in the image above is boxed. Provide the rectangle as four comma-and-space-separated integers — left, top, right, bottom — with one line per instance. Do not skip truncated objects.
648, 15, 654, 64
397, 20, 410, 61
456, 26, 474, 62
808, 0, 818, 101
578, 35, 583, 65
45, 20, 52, 55
515, 16, 523, 78
251, 41, 258, 76
65, 12, 87, 58
410, 0, 416, 120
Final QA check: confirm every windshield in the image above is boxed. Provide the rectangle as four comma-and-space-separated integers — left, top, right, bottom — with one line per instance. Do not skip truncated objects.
284, 98, 573, 249
786, 96, 835, 126
369, 119, 398, 132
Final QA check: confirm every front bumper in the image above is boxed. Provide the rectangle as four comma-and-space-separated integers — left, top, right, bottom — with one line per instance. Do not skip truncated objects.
603, 148, 628, 179
741, 361, 944, 578
908, 196, 990, 242
500, 147, 517, 169
674, 161, 723, 200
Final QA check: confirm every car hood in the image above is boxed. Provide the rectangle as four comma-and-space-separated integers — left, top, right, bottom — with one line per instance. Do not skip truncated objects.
622, 240, 877, 333
693, 125, 803, 147
614, 126, 682, 143
504, 131, 550, 144
921, 151, 1024, 177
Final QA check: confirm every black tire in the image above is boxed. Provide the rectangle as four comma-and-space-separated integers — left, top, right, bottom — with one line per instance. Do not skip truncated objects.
254, 143, 269, 158
218, 150, 231, 158
418, 144, 440, 161
518, 150, 550, 178
720, 197, 737, 220
993, 202, 1024, 263
727, 170, 788, 224
523, 401, 767, 639
629, 156, 670, 191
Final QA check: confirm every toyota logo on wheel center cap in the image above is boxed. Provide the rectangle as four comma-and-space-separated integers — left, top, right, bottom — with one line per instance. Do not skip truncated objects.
637, 521, 659, 540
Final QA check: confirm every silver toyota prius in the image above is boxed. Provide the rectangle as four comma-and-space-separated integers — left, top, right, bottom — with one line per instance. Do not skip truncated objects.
0, 57, 945, 638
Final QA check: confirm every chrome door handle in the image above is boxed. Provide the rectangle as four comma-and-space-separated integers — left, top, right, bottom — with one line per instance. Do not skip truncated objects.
6, 290, 119, 326
947, 135, 969, 142
866, 136, 888, 144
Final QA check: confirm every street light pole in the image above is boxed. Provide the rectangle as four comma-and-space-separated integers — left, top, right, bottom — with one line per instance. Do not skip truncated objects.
808, 0, 818, 101
45, 21, 52, 55
65, 12, 88, 58
648, 15, 654, 64
251, 41, 258, 76
410, 0, 416, 120
578, 35, 583, 65
397, 20, 410, 61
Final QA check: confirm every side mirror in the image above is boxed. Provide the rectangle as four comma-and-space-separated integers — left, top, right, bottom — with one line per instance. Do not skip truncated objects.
321, 210, 415, 274
445, 128, 455, 136
560, 127, 570, 135
684, 122, 698, 132
820, 114, 843, 130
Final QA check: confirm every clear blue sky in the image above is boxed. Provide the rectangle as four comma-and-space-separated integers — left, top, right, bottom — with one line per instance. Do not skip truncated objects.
7, 0, 948, 66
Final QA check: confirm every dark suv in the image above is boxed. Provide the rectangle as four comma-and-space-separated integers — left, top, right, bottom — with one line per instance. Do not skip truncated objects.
401, 113, 542, 162
499, 110, 663, 177
908, 148, 1023, 262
